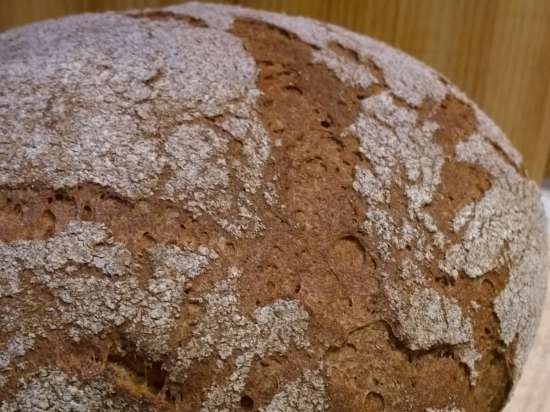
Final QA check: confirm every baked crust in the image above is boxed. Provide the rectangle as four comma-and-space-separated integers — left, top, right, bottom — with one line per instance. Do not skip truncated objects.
0, 3, 546, 412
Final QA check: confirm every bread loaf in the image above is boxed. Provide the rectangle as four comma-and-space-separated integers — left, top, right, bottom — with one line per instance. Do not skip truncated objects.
0, 3, 546, 411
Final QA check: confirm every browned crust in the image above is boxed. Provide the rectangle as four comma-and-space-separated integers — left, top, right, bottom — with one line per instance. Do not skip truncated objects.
0, 7, 540, 412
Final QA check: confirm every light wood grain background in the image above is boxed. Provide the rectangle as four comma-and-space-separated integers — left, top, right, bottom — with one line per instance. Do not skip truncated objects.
1, 0, 549, 181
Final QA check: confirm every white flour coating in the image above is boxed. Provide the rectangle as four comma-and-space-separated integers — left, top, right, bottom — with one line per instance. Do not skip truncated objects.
221, 117, 270, 195
353, 166, 386, 204
0, 221, 215, 382
386, 286, 473, 351
425, 407, 464, 412
260, 369, 329, 412
0, 12, 273, 237
263, 180, 280, 206
352, 92, 444, 213
160, 121, 267, 235
348, 92, 445, 265
347, 91, 473, 354
336, 26, 448, 106
0, 334, 35, 373
168, 2, 447, 105
0, 369, 139, 412
379, 257, 477, 358
162, 123, 230, 213
350, 86, 544, 379
312, 49, 375, 90
165, 2, 239, 30
459, 347, 482, 386
362, 209, 418, 260
448, 84, 523, 168
0, 308, 35, 389
0, 220, 133, 298
440, 134, 547, 378
170, 267, 312, 412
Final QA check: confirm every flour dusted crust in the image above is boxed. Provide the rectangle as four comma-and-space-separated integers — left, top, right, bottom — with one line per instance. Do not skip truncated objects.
0, 3, 546, 412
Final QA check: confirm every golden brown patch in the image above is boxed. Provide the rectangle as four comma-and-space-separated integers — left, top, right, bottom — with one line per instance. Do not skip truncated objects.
426, 160, 492, 241
433, 94, 479, 155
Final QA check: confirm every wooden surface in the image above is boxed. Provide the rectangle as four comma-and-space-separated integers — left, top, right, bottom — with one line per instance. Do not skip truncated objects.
1, 0, 549, 181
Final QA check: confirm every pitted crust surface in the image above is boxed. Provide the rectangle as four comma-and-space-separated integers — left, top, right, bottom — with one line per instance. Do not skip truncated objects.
0, 3, 546, 412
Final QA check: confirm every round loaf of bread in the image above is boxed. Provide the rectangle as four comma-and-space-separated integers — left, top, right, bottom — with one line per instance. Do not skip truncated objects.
0, 3, 547, 412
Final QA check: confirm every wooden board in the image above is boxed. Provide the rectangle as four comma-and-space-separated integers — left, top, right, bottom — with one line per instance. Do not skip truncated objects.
1, 0, 550, 181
